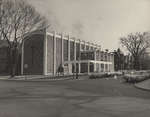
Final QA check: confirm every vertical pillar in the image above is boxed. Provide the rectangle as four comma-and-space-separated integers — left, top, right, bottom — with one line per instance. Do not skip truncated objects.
79, 39, 81, 52
21, 40, 24, 75
99, 63, 101, 72
53, 31, 56, 75
74, 39, 76, 73
94, 62, 96, 72
104, 64, 105, 72
79, 39, 81, 74
89, 42, 91, 50
74, 38, 76, 61
68, 35, 70, 61
99, 50, 101, 61
94, 51, 96, 73
108, 64, 110, 72
94, 51, 96, 61
61, 34, 64, 64
84, 41, 86, 50
79, 63, 81, 73
88, 62, 90, 74
43, 29, 47, 75
68, 35, 71, 74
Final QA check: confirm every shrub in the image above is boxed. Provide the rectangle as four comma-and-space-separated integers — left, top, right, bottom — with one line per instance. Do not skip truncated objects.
123, 72, 150, 83
89, 72, 117, 79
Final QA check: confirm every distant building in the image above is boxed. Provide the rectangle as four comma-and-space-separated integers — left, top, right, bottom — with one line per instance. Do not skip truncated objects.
113, 49, 133, 71
21, 29, 114, 75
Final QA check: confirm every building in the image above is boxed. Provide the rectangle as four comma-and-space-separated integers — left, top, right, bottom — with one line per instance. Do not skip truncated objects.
114, 49, 133, 71
21, 29, 114, 75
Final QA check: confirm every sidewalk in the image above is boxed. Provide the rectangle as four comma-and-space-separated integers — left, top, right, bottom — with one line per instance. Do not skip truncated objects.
135, 79, 150, 91
0, 75, 88, 81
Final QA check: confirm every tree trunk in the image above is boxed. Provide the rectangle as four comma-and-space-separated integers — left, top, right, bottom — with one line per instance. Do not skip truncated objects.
8, 48, 14, 77
133, 56, 140, 70
8, 46, 19, 78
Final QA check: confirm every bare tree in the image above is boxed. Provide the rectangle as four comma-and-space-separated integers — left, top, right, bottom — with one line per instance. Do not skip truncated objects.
0, 0, 48, 77
120, 32, 150, 70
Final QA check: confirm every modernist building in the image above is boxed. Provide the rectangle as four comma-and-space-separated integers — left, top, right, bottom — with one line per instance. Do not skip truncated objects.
21, 29, 114, 75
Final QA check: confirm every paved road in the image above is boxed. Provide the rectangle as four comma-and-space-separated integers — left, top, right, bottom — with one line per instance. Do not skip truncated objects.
0, 78, 150, 117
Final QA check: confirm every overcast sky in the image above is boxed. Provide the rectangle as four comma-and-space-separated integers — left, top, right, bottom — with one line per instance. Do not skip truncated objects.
27, 0, 150, 51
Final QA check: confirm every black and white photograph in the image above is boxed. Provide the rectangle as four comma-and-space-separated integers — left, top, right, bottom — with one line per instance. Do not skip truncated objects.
0, 0, 150, 117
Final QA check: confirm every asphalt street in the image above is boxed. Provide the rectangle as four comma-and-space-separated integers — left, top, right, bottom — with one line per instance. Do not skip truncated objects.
0, 77, 150, 117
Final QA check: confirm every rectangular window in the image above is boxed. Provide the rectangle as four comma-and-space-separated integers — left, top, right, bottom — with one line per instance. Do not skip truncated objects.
63, 40, 68, 61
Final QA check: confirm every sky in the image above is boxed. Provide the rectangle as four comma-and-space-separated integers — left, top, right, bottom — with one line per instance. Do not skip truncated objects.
27, 0, 150, 51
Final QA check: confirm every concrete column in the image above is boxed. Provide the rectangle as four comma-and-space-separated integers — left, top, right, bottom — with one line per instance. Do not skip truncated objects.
94, 63, 96, 72
61, 34, 64, 64
74, 39, 76, 61
84, 41, 86, 50
106, 52, 108, 62
88, 62, 90, 74
78, 40, 81, 74
99, 63, 101, 72
53, 31, 56, 75
79, 39, 81, 60
43, 29, 47, 75
108, 64, 110, 72
68, 35, 71, 74
94, 51, 96, 61
89, 42, 91, 50
68, 35, 70, 61
21, 40, 24, 75
99, 51, 101, 61
104, 64, 105, 72
79, 63, 81, 73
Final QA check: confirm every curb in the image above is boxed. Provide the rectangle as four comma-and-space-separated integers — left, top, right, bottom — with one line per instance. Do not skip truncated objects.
0, 77, 88, 82
0, 77, 72, 82
134, 83, 150, 92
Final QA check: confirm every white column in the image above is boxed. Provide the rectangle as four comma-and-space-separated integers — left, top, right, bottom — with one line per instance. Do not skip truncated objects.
99, 63, 101, 72
53, 31, 56, 75
79, 63, 81, 73
61, 34, 64, 64
108, 64, 110, 72
43, 29, 47, 75
78, 40, 81, 74
68, 35, 70, 61
79, 39, 81, 52
84, 41, 86, 50
88, 62, 90, 74
74, 39, 76, 73
104, 64, 105, 72
94, 51, 96, 61
94, 63, 96, 72
74, 39, 76, 61
89, 42, 91, 50
68, 35, 71, 74
21, 40, 24, 75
